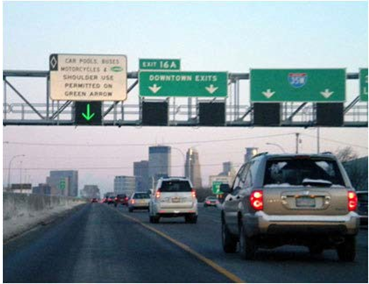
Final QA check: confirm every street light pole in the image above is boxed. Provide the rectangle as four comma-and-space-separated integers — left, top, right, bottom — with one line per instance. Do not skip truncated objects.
295, 133, 300, 154
7, 154, 25, 191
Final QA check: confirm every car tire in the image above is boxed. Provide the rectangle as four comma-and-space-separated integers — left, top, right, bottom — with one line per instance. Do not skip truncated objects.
185, 214, 197, 224
204, 204, 207, 208
128, 208, 133, 213
114, 203, 117, 207
308, 245, 324, 255
337, 236, 356, 262
152, 215, 160, 223
239, 222, 257, 260
222, 221, 237, 253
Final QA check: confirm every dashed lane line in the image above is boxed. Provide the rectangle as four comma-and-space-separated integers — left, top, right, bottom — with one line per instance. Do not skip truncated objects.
108, 206, 245, 283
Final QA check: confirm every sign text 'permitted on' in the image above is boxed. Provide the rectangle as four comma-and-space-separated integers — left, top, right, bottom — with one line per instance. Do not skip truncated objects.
139, 71, 228, 97
50, 54, 127, 101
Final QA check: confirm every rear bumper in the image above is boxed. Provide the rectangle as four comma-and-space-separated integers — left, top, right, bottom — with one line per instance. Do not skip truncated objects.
151, 202, 198, 216
244, 211, 360, 236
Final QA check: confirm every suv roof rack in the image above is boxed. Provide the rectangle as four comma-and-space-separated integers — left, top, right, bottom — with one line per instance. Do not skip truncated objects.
321, 151, 334, 155
252, 152, 268, 159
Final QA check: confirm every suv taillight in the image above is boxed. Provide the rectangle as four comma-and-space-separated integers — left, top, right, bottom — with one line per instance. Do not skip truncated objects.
348, 191, 358, 211
156, 189, 161, 199
191, 189, 196, 198
250, 190, 263, 211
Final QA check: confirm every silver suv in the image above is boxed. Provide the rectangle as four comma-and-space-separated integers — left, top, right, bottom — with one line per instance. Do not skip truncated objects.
149, 177, 198, 223
221, 153, 359, 261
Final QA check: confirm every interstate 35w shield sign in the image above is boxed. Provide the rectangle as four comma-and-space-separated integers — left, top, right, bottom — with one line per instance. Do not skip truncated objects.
250, 69, 346, 102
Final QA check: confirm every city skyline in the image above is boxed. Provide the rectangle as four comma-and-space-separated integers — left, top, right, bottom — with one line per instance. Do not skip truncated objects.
3, 1, 368, 196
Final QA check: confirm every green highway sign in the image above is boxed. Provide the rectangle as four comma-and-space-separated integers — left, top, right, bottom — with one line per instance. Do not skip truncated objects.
360, 68, 368, 102
59, 179, 65, 190
139, 59, 181, 70
212, 181, 224, 195
139, 71, 228, 97
250, 69, 346, 102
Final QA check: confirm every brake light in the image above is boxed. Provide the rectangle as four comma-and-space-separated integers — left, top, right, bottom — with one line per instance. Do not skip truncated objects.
131, 199, 135, 204
348, 191, 358, 211
191, 189, 196, 198
250, 190, 263, 211
115, 197, 118, 201
156, 190, 161, 199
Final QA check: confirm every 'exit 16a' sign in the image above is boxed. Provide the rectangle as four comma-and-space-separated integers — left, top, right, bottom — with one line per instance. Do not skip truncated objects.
139, 59, 181, 71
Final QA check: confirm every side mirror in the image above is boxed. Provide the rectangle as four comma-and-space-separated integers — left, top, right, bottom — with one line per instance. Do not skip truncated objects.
220, 184, 231, 193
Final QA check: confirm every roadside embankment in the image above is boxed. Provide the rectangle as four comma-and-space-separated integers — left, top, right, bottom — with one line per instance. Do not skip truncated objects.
3, 193, 86, 241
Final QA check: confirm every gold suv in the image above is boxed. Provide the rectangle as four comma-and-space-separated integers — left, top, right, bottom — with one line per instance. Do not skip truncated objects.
221, 153, 359, 261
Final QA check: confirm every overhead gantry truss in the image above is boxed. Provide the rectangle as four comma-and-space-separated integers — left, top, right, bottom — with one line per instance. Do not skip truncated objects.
3, 70, 368, 127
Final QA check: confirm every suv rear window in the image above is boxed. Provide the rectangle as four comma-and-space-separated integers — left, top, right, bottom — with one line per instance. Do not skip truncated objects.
133, 193, 150, 199
160, 180, 192, 192
264, 158, 345, 187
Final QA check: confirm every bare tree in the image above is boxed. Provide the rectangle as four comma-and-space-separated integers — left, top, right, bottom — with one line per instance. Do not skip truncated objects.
336, 147, 367, 190
335, 146, 358, 163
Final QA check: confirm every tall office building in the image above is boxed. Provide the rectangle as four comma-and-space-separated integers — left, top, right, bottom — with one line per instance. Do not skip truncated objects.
149, 146, 171, 187
134, 160, 149, 192
47, 170, 78, 197
244, 147, 258, 163
114, 176, 137, 196
185, 148, 202, 189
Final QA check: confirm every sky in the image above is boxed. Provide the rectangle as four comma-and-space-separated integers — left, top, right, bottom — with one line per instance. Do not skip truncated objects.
3, 1, 368, 195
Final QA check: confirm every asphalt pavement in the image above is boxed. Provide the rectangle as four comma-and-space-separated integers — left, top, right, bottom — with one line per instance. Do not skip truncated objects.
3, 202, 368, 283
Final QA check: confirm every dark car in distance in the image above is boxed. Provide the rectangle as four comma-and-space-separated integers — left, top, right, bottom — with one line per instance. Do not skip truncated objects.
115, 194, 128, 207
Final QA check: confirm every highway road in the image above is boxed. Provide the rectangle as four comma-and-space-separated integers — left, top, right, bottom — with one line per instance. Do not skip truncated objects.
4, 203, 368, 283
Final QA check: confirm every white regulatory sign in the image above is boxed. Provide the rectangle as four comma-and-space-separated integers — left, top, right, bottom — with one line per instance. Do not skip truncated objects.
50, 54, 127, 101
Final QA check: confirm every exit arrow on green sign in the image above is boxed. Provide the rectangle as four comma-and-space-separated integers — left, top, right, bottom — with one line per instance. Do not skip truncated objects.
250, 69, 346, 102
82, 104, 95, 121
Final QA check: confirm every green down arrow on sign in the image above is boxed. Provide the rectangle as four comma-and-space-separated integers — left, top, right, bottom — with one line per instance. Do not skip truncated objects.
82, 104, 95, 121
139, 71, 228, 97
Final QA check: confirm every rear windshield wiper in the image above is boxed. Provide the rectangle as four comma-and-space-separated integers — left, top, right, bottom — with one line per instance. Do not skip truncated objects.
302, 178, 332, 187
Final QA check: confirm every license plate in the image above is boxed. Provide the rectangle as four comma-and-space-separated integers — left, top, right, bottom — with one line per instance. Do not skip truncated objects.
296, 196, 316, 208
172, 197, 180, 203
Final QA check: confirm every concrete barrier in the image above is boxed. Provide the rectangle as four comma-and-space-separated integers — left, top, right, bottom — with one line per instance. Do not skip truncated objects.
3, 193, 86, 241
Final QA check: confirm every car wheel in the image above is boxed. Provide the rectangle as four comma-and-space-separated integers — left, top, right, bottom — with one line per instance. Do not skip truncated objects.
204, 204, 207, 208
239, 222, 257, 260
308, 245, 324, 255
221, 221, 237, 253
152, 215, 160, 223
337, 236, 356, 262
185, 214, 197, 224
114, 203, 117, 207
128, 208, 133, 213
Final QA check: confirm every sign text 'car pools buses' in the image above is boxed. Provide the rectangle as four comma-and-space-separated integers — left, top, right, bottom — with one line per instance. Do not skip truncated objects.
139, 71, 228, 97
50, 54, 127, 101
